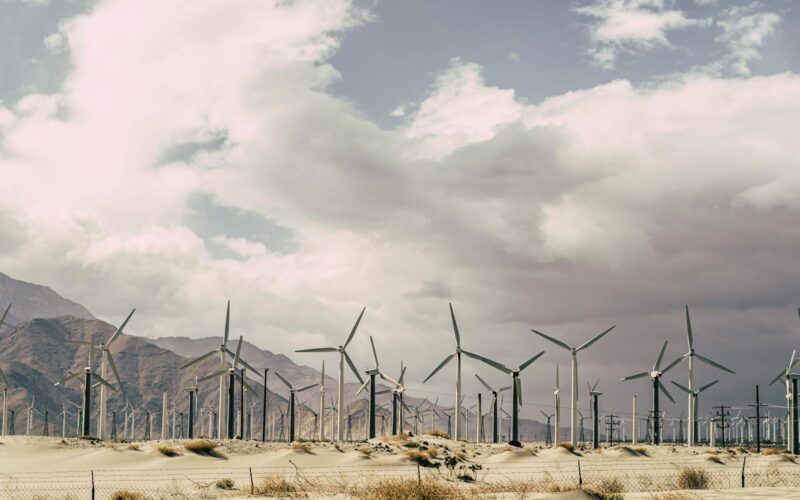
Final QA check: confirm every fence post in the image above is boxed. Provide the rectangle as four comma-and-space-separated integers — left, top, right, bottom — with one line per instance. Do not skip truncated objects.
577, 460, 582, 487
741, 455, 746, 488
417, 462, 421, 486
91, 470, 95, 500
249, 467, 254, 494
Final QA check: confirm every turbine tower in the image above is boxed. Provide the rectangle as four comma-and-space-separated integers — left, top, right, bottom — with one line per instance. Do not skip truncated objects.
0, 304, 10, 436
423, 303, 506, 441
318, 361, 326, 441
621, 340, 680, 445
530, 324, 616, 446
554, 364, 561, 444
295, 307, 365, 442
182, 301, 234, 438
676, 306, 736, 446
67, 309, 134, 439
671, 378, 718, 442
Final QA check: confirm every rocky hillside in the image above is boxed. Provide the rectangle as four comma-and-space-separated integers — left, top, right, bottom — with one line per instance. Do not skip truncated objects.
0, 272, 94, 327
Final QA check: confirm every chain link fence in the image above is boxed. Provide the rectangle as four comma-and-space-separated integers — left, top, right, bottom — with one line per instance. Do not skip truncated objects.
0, 454, 799, 498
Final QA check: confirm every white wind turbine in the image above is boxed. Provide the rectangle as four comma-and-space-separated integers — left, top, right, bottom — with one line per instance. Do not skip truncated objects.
318, 361, 326, 441
673, 306, 735, 446
423, 303, 507, 441
671, 378, 719, 441
474, 374, 510, 443
67, 308, 134, 439
530, 324, 616, 446
554, 364, 561, 444
295, 307, 365, 442
0, 303, 10, 436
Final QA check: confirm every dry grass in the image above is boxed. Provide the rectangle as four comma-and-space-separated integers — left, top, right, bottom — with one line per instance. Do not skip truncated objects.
155, 444, 180, 457
253, 475, 306, 497
676, 467, 710, 490
764, 447, 788, 456
126, 443, 141, 451
429, 429, 448, 438
356, 446, 374, 457
183, 439, 225, 458
426, 446, 439, 459
349, 477, 466, 500
647, 493, 700, 500
613, 445, 648, 456
108, 490, 148, 500
584, 477, 625, 499
705, 455, 724, 464
290, 441, 312, 453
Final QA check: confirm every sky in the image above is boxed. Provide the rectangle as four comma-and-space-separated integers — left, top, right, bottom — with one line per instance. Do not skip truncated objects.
1, 0, 800, 426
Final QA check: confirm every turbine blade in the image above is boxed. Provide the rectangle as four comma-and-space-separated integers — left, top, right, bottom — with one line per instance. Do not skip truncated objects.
654, 341, 668, 371
0, 368, 8, 388
685, 305, 694, 350
577, 325, 616, 352
698, 380, 719, 393
370, 336, 379, 369
379, 372, 399, 387
233, 336, 243, 369
0, 303, 10, 328
223, 300, 230, 345
422, 352, 456, 383
343, 351, 364, 384
498, 385, 512, 392
198, 369, 228, 382
296, 347, 337, 353
657, 379, 675, 404
474, 374, 494, 393
621, 371, 649, 381
449, 302, 461, 348
181, 350, 217, 369
107, 308, 135, 345
234, 374, 256, 394
530, 329, 572, 351
399, 364, 406, 385
321, 360, 325, 386
297, 383, 317, 393
355, 378, 369, 396
93, 373, 117, 392
65, 340, 94, 345
592, 378, 600, 392
56, 372, 81, 386
671, 381, 692, 394
695, 353, 735, 375
520, 351, 545, 371
516, 378, 523, 406
556, 364, 559, 389
770, 369, 785, 386
237, 357, 258, 375
461, 349, 511, 373
274, 371, 293, 390
344, 306, 366, 348
661, 355, 685, 375
106, 352, 124, 395
375, 389, 391, 395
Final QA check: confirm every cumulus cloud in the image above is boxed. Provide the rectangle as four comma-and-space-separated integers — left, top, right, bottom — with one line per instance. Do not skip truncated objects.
575, 0, 709, 69
1, 0, 800, 415
715, 3, 780, 75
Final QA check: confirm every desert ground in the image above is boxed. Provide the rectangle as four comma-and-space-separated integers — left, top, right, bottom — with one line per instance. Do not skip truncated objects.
0, 434, 798, 499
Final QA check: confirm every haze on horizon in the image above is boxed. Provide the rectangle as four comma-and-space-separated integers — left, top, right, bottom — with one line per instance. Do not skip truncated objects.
1, 0, 799, 419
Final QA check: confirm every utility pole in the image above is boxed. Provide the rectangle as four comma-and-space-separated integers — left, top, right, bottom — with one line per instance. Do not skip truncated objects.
713, 405, 730, 447
746, 385, 767, 453
604, 414, 619, 447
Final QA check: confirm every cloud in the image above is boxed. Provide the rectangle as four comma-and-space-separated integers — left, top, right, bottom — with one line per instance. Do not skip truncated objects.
715, 3, 780, 76
575, 0, 709, 69
1, 0, 800, 416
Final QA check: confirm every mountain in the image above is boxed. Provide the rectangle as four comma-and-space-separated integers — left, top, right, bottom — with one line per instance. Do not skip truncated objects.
0, 272, 94, 327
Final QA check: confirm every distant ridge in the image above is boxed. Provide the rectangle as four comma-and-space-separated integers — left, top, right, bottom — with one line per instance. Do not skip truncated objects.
0, 272, 95, 326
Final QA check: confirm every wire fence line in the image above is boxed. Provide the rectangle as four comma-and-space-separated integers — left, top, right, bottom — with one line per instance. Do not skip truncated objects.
1, 456, 799, 498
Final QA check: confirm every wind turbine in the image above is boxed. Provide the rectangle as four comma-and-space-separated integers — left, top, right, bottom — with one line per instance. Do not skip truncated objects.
474, 374, 510, 443
621, 340, 680, 445
530, 324, 616, 446
423, 303, 507, 441
55, 335, 117, 437
182, 300, 234, 439
389, 362, 408, 435
472, 351, 545, 444
67, 309, 134, 439
673, 306, 736, 446
318, 361, 326, 441
295, 307, 365, 442
770, 349, 800, 452
0, 304, 10, 435
671, 378, 718, 443
198, 336, 254, 439
355, 336, 398, 439
274, 371, 316, 442
554, 364, 561, 445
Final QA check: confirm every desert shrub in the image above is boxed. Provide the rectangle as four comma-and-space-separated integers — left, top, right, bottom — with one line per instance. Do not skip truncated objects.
647, 493, 700, 500
215, 478, 235, 490
126, 443, 141, 451
356, 446, 374, 456
585, 477, 625, 500
291, 441, 311, 453
108, 491, 148, 500
403, 441, 419, 448
429, 429, 448, 438
253, 475, 305, 497
404, 449, 435, 467
156, 444, 180, 457
350, 477, 465, 500
705, 455, 723, 464
556, 441, 582, 455
764, 447, 787, 456
676, 467, 710, 490
427, 446, 439, 459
